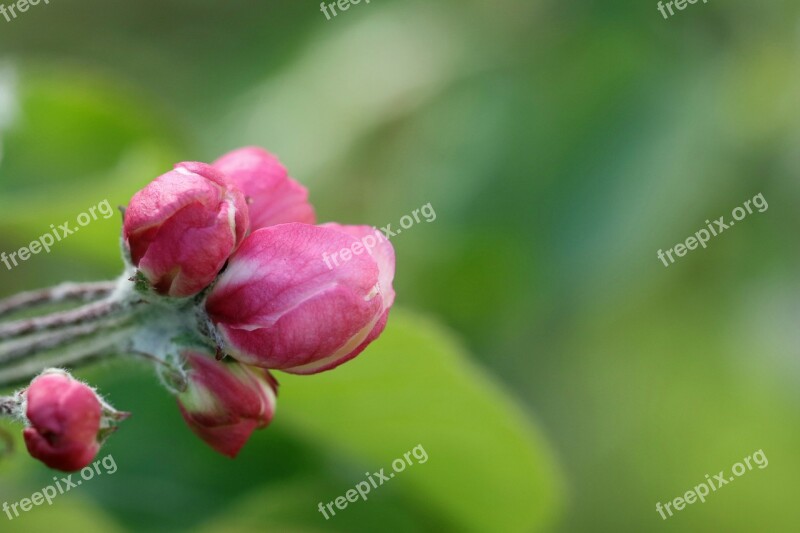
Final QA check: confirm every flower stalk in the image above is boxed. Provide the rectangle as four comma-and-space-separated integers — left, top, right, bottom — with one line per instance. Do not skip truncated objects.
0, 281, 115, 319
0, 298, 125, 339
0, 276, 145, 390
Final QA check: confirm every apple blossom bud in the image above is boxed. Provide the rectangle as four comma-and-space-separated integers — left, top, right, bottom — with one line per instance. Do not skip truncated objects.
212, 147, 315, 231
205, 223, 395, 374
123, 161, 250, 298
23, 371, 104, 472
321, 223, 396, 310
177, 353, 277, 458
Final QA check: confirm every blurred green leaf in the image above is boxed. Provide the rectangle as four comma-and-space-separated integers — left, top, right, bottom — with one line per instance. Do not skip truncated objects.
195, 478, 438, 533
274, 307, 563, 532
41, 308, 560, 533
3, 498, 125, 533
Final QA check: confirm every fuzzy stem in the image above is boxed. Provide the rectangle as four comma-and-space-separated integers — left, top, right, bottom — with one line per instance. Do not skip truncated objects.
0, 313, 135, 365
0, 299, 124, 340
0, 281, 116, 319
0, 322, 138, 390
0, 395, 17, 417
0, 276, 142, 388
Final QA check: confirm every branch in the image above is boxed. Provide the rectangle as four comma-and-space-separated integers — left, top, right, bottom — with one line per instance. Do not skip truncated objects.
0, 299, 123, 340
0, 281, 116, 319
0, 324, 137, 390
0, 314, 134, 365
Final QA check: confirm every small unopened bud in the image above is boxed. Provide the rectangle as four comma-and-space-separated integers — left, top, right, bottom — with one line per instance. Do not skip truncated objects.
22, 369, 127, 472
123, 162, 250, 298
177, 353, 277, 458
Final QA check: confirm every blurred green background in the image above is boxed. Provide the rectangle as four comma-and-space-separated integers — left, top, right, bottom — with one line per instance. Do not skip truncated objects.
0, 0, 799, 531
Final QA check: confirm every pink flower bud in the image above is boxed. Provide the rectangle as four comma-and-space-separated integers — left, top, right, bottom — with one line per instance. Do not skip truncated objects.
205, 223, 395, 375
321, 223, 396, 310
212, 147, 315, 231
123, 161, 250, 298
177, 353, 278, 458
23, 372, 102, 472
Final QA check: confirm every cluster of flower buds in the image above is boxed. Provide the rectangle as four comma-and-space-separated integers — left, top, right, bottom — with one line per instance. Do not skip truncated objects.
0, 146, 395, 469
120, 146, 395, 456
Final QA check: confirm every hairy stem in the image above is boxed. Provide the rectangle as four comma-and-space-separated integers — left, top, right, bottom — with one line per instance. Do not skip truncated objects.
0, 323, 138, 390
0, 281, 116, 319
0, 299, 125, 340
0, 395, 17, 416
0, 310, 140, 365
0, 281, 144, 390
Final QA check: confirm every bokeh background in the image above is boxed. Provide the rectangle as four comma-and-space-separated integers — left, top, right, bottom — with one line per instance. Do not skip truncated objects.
0, 0, 799, 531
